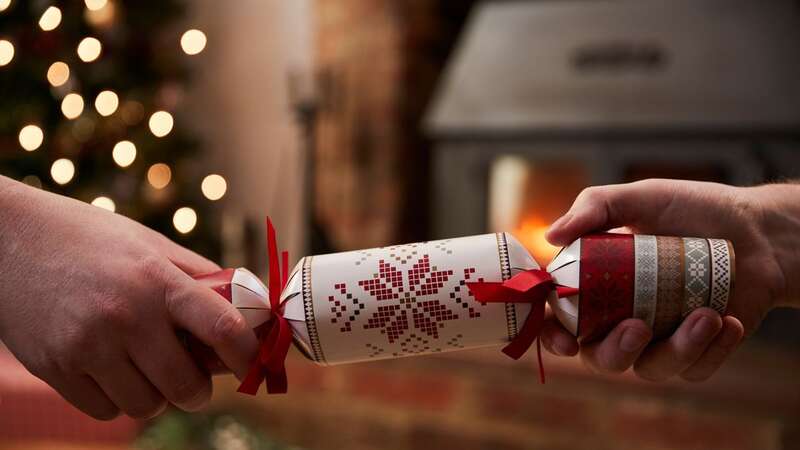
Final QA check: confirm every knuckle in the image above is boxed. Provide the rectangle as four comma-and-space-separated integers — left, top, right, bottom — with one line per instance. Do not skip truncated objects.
97, 297, 137, 331
578, 186, 603, 203
211, 308, 247, 345
135, 254, 169, 283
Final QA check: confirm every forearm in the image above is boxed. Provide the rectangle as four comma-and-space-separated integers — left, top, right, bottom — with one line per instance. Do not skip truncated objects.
749, 182, 800, 306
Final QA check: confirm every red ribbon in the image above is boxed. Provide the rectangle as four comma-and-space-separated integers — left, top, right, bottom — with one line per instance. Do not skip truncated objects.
237, 218, 293, 395
467, 269, 578, 383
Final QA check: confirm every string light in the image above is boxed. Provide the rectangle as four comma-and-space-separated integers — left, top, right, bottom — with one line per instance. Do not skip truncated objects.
91, 196, 115, 212
180, 29, 207, 55
39, 6, 62, 31
61, 93, 85, 119
0, 39, 14, 66
22, 175, 42, 189
148, 111, 173, 137
77, 37, 102, 62
0, 0, 11, 12
95, 90, 119, 116
173, 207, 197, 234
201, 174, 227, 200
147, 163, 171, 189
84, 0, 107, 11
18, 125, 43, 151
51, 158, 75, 185
46, 61, 69, 86
112, 140, 136, 167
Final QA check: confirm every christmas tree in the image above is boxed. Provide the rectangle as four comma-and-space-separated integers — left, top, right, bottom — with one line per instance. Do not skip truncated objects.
0, 0, 223, 257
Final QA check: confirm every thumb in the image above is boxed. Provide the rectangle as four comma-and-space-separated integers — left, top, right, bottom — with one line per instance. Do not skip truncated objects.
545, 180, 673, 246
155, 233, 221, 276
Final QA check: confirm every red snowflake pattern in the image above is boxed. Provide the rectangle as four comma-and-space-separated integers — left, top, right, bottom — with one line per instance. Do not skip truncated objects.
356, 255, 472, 344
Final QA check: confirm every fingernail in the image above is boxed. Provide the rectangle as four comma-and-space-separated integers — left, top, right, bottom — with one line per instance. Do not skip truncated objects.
689, 316, 717, 344
619, 328, 649, 353
548, 213, 573, 233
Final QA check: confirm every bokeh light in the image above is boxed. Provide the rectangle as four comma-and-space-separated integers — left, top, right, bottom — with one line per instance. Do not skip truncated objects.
50, 158, 75, 185
147, 163, 172, 189
47, 61, 70, 86
201, 174, 227, 200
148, 111, 174, 137
84, 0, 107, 11
0, 40, 14, 66
95, 90, 119, 116
112, 140, 136, 167
21, 175, 42, 189
18, 125, 43, 151
0, 0, 11, 12
39, 6, 62, 31
61, 93, 85, 119
77, 37, 102, 62
180, 29, 207, 55
173, 207, 197, 234
91, 196, 115, 212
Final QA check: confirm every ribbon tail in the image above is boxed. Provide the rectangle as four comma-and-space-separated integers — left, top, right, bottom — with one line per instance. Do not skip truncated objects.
502, 299, 545, 360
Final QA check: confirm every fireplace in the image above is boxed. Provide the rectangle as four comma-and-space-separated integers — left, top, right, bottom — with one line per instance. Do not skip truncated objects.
425, 0, 800, 260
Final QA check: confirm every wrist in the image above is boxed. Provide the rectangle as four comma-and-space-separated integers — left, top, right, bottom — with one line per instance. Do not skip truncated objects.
746, 183, 800, 306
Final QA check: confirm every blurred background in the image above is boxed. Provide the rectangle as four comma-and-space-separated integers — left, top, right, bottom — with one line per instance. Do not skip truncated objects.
1, 0, 800, 449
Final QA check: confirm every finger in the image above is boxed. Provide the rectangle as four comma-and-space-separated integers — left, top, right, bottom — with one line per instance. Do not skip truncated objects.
539, 318, 579, 357
48, 374, 120, 421
163, 265, 259, 378
545, 181, 673, 246
156, 234, 220, 275
127, 324, 212, 412
579, 319, 652, 374
88, 357, 166, 419
680, 315, 744, 382
634, 308, 723, 381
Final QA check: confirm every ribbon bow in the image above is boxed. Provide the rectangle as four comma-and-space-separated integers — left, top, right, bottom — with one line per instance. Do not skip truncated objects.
237, 218, 293, 395
467, 270, 578, 383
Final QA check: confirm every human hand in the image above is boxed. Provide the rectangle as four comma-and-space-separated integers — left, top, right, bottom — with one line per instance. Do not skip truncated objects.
539, 178, 791, 382
0, 178, 258, 419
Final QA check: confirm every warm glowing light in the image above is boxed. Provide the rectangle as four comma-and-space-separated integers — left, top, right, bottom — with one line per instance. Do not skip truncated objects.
84, 0, 107, 11
50, 158, 75, 185
148, 111, 173, 137
85, 1, 114, 27
61, 93, 85, 119
39, 6, 62, 31
180, 29, 207, 55
112, 140, 136, 167
77, 37, 102, 62
91, 196, 115, 212
515, 218, 560, 265
147, 163, 171, 189
22, 175, 42, 189
201, 174, 227, 200
94, 90, 119, 116
0, 39, 14, 66
18, 125, 43, 151
173, 207, 197, 234
0, 0, 11, 12
47, 61, 70, 86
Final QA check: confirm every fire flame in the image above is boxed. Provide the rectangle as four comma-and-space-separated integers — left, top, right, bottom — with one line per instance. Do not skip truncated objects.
514, 218, 560, 266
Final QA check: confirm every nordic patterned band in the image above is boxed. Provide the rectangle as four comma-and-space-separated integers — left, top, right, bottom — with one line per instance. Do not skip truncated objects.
302, 256, 327, 364
496, 232, 518, 340
708, 238, 732, 315
653, 236, 684, 338
682, 237, 711, 317
633, 235, 658, 328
